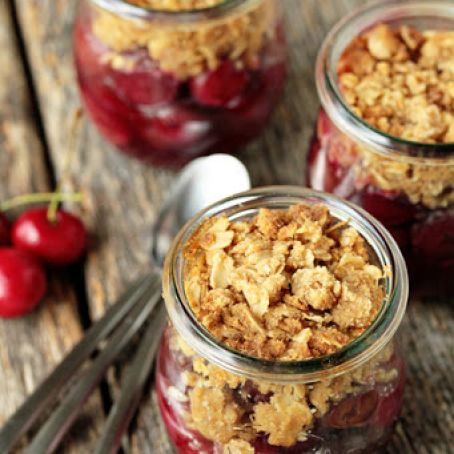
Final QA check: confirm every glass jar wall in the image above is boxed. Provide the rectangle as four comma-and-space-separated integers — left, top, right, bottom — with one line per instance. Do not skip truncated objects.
307, 1, 454, 293
158, 187, 409, 453
73, 0, 287, 167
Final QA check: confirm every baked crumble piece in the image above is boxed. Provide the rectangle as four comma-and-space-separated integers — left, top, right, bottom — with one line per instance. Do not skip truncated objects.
91, 0, 276, 79
171, 330, 397, 450
183, 204, 385, 361
332, 25, 454, 209
128, 0, 224, 10
338, 24, 454, 144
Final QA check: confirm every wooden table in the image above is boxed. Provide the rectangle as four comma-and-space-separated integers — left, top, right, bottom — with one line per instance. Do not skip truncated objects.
1, 0, 453, 452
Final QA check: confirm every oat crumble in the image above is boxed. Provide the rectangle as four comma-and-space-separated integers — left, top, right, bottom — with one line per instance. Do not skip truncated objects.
183, 204, 385, 361
91, 0, 277, 79
169, 329, 397, 450
331, 24, 454, 209
338, 25, 454, 144
127, 0, 225, 10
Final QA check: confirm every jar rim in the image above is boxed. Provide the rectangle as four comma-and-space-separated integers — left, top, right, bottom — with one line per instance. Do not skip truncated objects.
162, 186, 409, 384
316, 0, 454, 163
88, 0, 258, 22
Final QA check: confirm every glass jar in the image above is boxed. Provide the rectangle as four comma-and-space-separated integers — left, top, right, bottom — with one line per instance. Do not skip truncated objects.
73, 0, 287, 167
158, 187, 408, 454
307, 1, 454, 293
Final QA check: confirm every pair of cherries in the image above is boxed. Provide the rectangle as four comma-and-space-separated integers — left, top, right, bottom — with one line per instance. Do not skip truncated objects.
0, 204, 87, 318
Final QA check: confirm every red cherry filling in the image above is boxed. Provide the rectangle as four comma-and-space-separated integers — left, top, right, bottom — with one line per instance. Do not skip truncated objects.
374, 359, 406, 427
0, 214, 10, 245
112, 61, 178, 107
142, 105, 214, 154
0, 248, 47, 318
327, 390, 379, 429
80, 81, 132, 147
361, 188, 416, 227
317, 108, 334, 148
12, 208, 87, 265
190, 60, 249, 108
411, 213, 454, 263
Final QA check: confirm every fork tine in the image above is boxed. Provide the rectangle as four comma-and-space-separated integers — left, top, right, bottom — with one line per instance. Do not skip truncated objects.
94, 302, 166, 454
25, 276, 162, 454
0, 274, 155, 454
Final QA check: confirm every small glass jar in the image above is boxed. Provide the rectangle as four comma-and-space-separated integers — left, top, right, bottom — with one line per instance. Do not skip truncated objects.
307, 1, 454, 293
158, 187, 408, 454
73, 0, 287, 167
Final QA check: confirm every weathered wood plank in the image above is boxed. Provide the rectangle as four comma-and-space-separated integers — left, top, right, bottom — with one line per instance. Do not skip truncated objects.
14, 0, 454, 452
0, 1, 104, 451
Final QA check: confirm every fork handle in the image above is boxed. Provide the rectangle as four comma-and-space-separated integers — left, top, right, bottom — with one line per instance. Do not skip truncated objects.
0, 274, 157, 454
94, 302, 166, 454
25, 279, 162, 454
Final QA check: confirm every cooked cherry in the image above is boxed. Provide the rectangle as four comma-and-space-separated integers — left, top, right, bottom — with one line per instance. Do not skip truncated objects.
113, 64, 178, 106
0, 248, 47, 318
327, 390, 379, 429
387, 225, 411, 251
0, 214, 10, 245
374, 361, 406, 427
12, 208, 87, 265
142, 105, 214, 154
80, 80, 132, 146
190, 60, 249, 108
317, 108, 333, 147
411, 214, 454, 263
362, 188, 416, 226
307, 136, 341, 193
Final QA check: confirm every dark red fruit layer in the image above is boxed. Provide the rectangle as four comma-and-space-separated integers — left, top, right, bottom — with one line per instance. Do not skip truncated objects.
0, 248, 47, 318
155, 328, 404, 454
307, 108, 454, 293
190, 60, 249, 108
73, 16, 286, 167
12, 208, 87, 265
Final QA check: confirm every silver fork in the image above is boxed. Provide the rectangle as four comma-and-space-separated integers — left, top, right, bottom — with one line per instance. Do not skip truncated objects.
0, 273, 162, 453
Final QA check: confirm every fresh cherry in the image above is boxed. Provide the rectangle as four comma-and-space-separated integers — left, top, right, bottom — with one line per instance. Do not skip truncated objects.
0, 214, 10, 245
190, 60, 249, 108
0, 248, 47, 318
12, 208, 87, 265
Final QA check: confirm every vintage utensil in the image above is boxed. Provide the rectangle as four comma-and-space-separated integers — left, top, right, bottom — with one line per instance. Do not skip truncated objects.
0, 154, 250, 453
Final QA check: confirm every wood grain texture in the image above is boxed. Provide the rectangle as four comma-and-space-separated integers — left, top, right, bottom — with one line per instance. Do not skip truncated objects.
0, 1, 104, 452
12, 0, 454, 453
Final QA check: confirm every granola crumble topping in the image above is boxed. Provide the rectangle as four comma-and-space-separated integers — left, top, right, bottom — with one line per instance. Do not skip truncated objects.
91, 0, 277, 79
171, 329, 397, 449
183, 204, 385, 361
127, 0, 224, 10
338, 25, 454, 144
331, 25, 454, 209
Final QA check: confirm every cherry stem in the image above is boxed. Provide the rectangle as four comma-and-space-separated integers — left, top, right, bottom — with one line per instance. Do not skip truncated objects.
47, 108, 84, 223
0, 193, 83, 212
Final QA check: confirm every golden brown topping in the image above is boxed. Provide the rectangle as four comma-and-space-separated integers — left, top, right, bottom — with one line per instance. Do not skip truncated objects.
128, 0, 224, 10
189, 387, 244, 443
253, 394, 313, 447
338, 24, 454, 143
224, 439, 254, 454
183, 204, 385, 360
178, 330, 397, 448
92, 0, 277, 79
